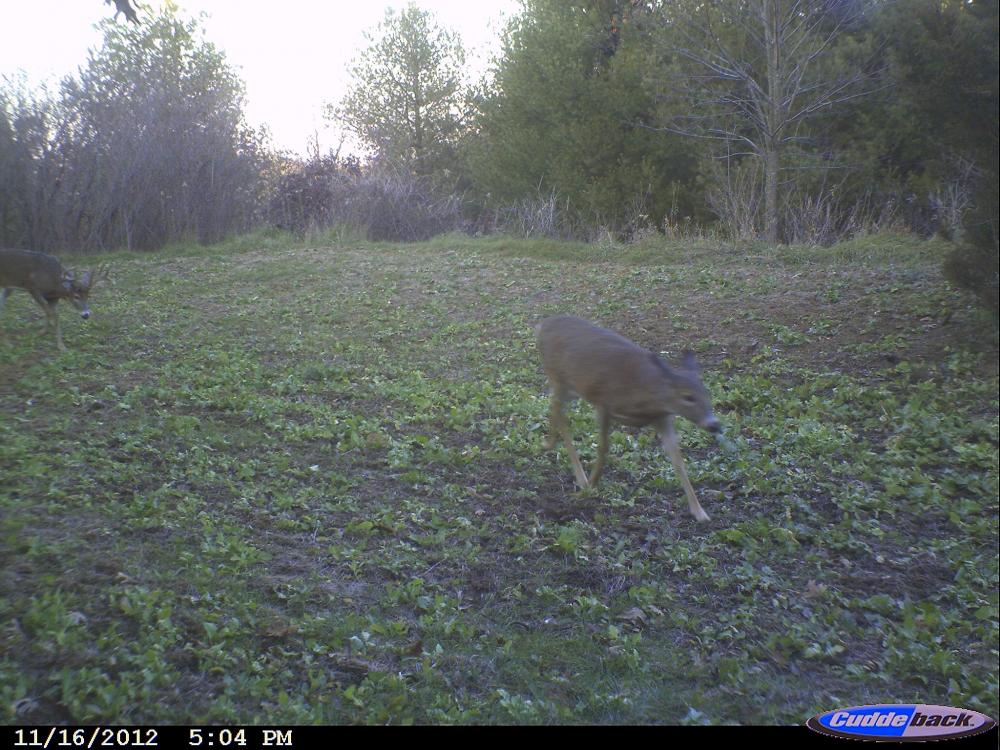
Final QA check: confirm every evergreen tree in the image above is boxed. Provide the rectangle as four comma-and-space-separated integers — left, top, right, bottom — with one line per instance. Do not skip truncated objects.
467, 0, 701, 233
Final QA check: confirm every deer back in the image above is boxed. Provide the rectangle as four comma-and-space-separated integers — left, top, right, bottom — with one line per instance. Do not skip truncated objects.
0, 250, 66, 297
537, 315, 717, 429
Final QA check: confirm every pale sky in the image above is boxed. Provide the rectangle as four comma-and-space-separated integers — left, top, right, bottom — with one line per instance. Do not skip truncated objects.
0, 0, 520, 156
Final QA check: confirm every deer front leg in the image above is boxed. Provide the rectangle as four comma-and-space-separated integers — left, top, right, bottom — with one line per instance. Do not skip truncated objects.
47, 302, 65, 351
660, 415, 710, 522
588, 407, 610, 486
549, 397, 589, 488
30, 291, 65, 351
545, 388, 562, 451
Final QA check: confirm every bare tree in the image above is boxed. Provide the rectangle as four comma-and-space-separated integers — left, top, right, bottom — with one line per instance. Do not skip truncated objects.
651, 0, 873, 243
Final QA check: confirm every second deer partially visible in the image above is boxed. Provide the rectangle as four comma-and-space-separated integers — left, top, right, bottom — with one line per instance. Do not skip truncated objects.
537, 315, 721, 522
0, 249, 109, 352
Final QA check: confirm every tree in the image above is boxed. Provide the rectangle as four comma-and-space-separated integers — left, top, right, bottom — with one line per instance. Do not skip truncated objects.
76, 6, 264, 248
823, 0, 996, 212
652, 0, 872, 243
0, 76, 74, 250
0, 4, 264, 252
334, 5, 466, 180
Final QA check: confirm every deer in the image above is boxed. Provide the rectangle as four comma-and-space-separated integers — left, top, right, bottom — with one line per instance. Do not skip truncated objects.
0, 249, 109, 352
537, 315, 721, 522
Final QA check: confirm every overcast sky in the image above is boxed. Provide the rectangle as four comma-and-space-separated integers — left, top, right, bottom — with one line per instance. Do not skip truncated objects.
0, 0, 519, 156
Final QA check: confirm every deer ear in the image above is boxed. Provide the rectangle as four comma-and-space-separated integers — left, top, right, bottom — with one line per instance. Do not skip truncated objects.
681, 350, 699, 372
649, 351, 673, 375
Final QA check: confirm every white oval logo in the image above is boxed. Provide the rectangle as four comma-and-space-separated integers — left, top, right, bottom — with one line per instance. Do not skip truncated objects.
807, 704, 997, 741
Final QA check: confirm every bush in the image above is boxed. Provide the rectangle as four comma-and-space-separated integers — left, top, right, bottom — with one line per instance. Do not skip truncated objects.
344, 167, 465, 242
943, 172, 999, 321
265, 153, 361, 236
265, 156, 465, 242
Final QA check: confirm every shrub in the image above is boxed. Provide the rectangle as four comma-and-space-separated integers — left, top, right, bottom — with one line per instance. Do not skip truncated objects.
943, 172, 999, 321
343, 166, 465, 242
265, 156, 465, 242
265, 153, 361, 236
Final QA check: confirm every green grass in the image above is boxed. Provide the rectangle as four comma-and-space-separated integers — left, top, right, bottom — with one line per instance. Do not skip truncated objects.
1, 233, 996, 725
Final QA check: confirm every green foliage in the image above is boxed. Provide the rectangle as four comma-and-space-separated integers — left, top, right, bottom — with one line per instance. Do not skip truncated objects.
465, 0, 997, 245
879, 0, 1000, 320
881, 0, 997, 183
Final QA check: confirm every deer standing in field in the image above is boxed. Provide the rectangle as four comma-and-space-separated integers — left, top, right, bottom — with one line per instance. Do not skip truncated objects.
537, 315, 721, 522
0, 249, 109, 352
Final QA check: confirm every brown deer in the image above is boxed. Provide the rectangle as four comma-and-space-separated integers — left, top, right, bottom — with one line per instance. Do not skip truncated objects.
0, 249, 109, 351
537, 315, 721, 522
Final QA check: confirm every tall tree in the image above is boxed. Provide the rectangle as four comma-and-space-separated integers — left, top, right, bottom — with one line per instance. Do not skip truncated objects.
0, 4, 263, 252
652, 0, 871, 243
75, 5, 263, 248
334, 5, 466, 179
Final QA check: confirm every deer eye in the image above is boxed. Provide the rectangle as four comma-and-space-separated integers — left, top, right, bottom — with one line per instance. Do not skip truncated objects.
682, 394, 696, 404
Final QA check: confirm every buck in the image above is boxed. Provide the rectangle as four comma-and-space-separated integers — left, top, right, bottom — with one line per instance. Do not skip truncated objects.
537, 315, 721, 522
0, 249, 108, 351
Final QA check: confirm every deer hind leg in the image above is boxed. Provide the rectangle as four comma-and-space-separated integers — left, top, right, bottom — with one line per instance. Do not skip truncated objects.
561, 422, 589, 489
660, 416, 710, 522
0, 288, 9, 314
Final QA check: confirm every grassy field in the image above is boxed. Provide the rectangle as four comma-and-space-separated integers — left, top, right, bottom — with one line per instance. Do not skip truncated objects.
1, 231, 997, 724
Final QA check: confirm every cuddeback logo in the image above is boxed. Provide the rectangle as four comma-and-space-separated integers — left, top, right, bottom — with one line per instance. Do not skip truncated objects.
807, 704, 997, 741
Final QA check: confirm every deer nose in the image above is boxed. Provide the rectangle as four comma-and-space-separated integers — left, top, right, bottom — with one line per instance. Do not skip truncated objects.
703, 417, 721, 433
80, 310, 91, 319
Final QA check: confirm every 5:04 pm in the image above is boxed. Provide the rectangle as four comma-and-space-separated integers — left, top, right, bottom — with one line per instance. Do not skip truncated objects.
189, 729, 246, 747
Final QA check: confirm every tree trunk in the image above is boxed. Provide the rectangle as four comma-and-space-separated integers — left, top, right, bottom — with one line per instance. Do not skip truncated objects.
412, 69, 423, 173
762, 0, 782, 245
763, 141, 780, 245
